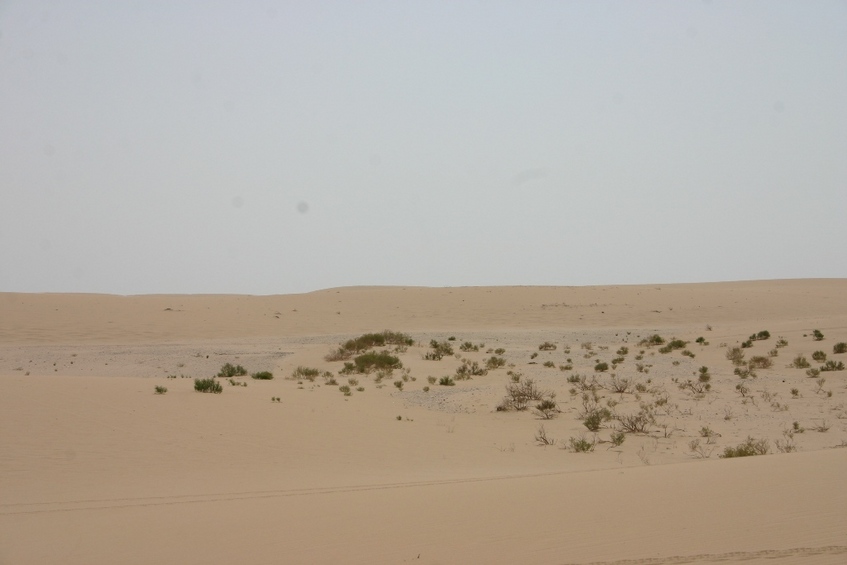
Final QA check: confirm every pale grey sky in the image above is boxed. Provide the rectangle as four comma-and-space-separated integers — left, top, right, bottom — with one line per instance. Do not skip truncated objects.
1, 1, 845, 295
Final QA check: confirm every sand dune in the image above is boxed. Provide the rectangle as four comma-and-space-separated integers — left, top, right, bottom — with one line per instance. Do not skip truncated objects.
1, 280, 846, 564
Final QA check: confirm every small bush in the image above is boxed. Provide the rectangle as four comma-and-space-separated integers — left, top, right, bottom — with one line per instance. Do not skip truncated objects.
326, 330, 414, 360
486, 356, 507, 370
194, 378, 222, 394
292, 366, 320, 381
543, 360, 555, 368
494, 348, 506, 355
339, 385, 352, 396
499, 379, 546, 411
218, 363, 247, 378
833, 342, 847, 354
726, 346, 745, 365
535, 399, 558, 419
639, 334, 665, 346
740, 340, 753, 349
251, 371, 274, 380
424, 340, 454, 360
617, 346, 629, 355
438, 376, 455, 386
594, 362, 609, 372
812, 350, 827, 362
610, 431, 626, 447
459, 341, 479, 352
658, 339, 688, 354
568, 435, 596, 453
538, 342, 557, 351
455, 360, 487, 379
791, 356, 811, 369
353, 351, 402, 373
154, 386, 168, 394
719, 437, 769, 458
750, 330, 771, 341
812, 329, 824, 341
748, 356, 772, 369
820, 360, 845, 372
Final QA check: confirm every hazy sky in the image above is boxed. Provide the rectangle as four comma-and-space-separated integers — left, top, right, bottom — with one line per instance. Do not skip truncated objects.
2, 1, 845, 295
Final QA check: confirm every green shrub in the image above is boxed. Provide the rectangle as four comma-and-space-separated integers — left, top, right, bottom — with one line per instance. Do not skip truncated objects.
740, 340, 753, 349
833, 342, 847, 354
820, 360, 845, 372
486, 356, 507, 370
455, 360, 486, 379
535, 399, 558, 419
719, 437, 769, 458
154, 385, 168, 394
424, 340, 454, 360
459, 341, 479, 352
326, 330, 414, 360
639, 334, 665, 346
194, 378, 222, 393
812, 351, 827, 362
543, 360, 555, 368
750, 330, 770, 341
726, 346, 745, 365
353, 351, 402, 373
610, 430, 626, 447
791, 356, 811, 369
338, 385, 352, 396
594, 362, 609, 372
813, 329, 824, 341
217, 363, 247, 378
494, 348, 506, 355
292, 366, 320, 381
616, 346, 629, 355
748, 356, 772, 369
251, 371, 274, 380
568, 435, 596, 453
438, 376, 455, 386
538, 342, 557, 351
658, 339, 688, 354
498, 379, 546, 411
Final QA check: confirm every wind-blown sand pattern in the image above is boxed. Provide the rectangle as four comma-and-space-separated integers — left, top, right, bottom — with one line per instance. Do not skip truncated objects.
1, 280, 846, 564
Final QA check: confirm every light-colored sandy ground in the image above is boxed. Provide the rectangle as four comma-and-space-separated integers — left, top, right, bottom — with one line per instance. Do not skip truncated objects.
1, 280, 846, 564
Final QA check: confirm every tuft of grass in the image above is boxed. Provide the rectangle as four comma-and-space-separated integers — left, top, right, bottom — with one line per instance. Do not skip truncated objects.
719, 437, 769, 458
217, 363, 247, 378
194, 378, 223, 394
251, 371, 273, 380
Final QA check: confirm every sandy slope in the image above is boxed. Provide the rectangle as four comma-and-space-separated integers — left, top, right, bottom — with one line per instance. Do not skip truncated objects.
1, 280, 846, 564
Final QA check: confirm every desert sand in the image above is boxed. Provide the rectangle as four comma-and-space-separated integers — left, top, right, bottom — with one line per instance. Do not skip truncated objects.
1, 279, 846, 564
